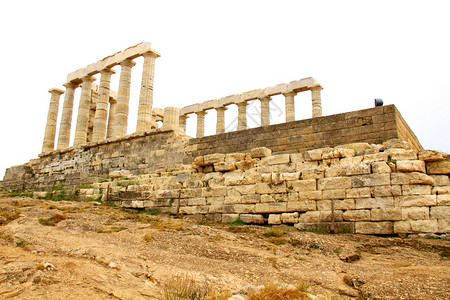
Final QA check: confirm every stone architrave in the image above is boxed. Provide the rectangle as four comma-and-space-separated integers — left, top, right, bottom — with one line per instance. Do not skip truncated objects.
136, 51, 159, 133
237, 102, 248, 130
57, 82, 77, 149
179, 114, 189, 132
106, 97, 117, 139
42, 88, 64, 153
196, 111, 207, 138
74, 76, 95, 146
113, 59, 136, 137
283, 91, 296, 122
216, 106, 227, 134
310, 85, 323, 118
92, 68, 115, 142
259, 96, 271, 127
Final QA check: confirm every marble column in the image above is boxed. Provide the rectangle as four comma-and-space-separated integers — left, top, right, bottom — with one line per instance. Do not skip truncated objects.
74, 76, 95, 146
161, 107, 180, 130
42, 88, 64, 153
237, 102, 248, 131
137, 51, 159, 132
259, 96, 271, 127
92, 68, 115, 142
57, 83, 77, 150
283, 91, 296, 122
196, 111, 206, 138
113, 59, 136, 137
216, 106, 227, 134
106, 98, 117, 139
179, 114, 189, 132
311, 85, 323, 118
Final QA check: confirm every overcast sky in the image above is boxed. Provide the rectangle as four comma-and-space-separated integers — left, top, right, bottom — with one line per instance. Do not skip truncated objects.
1, 0, 449, 179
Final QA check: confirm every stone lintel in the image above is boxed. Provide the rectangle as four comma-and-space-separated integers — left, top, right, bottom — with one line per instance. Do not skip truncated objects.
240, 88, 266, 102
67, 42, 159, 83
218, 94, 240, 107
198, 99, 219, 111
180, 104, 200, 115
287, 77, 318, 92
264, 83, 288, 96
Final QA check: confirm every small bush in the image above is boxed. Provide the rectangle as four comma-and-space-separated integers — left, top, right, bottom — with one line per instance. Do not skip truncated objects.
38, 214, 67, 226
229, 219, 245, 226
248, 283, 310, 300
160, 274, 211, 300
262, 229, 287, 238
143, 233, 154, 242
97, 226, 127, 233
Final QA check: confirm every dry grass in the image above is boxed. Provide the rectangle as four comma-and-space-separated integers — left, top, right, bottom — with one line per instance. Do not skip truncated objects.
159, 274, 211, 300
248, 282, 310, 300
0, 206, 20, 225
38, 214, 67, 226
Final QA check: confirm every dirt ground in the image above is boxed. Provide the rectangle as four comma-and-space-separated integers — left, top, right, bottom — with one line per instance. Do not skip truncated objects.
0, 194, 449, 299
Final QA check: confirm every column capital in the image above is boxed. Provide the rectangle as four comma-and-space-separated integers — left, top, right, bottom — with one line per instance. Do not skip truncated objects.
310, 84, 323, 91
63, 82, 78, 89
100, 68, 116, 75
216, 106, 228, 112
282, 90, 297, 97
142, 50, 161, 59
237, 101, 248, 107
119, 59, 136, 68
180, 114, 190, 120
109, 97, 117, 104
48, 88, 64, 95
81, 75, 96, 83
195, 110, 207, 116
258, 96, 272, 102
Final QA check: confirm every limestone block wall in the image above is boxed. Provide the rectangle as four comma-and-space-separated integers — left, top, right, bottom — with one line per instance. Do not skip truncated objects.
184, 105, 422, 162
92, 139, 449, 235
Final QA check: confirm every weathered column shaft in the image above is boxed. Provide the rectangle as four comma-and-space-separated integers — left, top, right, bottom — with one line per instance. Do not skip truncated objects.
57, 83, 77, 149
161, 107, 180, 130
113, 59, 136, 137
106, 98, 117, 139
136, 51, 159, 132
74, 76, 95, 146
216, 106, 227, 134
260, 97, 271, 127
179, 114, 189, 132
196, 111, 206, 138
283, 91, 296, 122
92, 69, 114, 142
311, 85, 323, 118
42, 88, 64, 152
237, 102, 248, 130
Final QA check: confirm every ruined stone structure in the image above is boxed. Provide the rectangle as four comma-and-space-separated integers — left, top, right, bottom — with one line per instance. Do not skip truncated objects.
1, 42, 449, 235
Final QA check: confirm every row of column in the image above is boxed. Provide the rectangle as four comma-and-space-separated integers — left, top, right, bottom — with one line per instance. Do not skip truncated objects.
42, 51, 159, 153
180, 85, 322, 138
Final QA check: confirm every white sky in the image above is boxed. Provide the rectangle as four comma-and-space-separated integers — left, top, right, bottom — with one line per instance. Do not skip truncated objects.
1, 0, 449, 179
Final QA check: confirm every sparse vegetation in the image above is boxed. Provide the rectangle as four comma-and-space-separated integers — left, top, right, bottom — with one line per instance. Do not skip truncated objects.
248, 282, 310, 300
228, 219, 245, 226
97, 226, 127, 233
159, 274, 211, 300
38, 214, 67, 226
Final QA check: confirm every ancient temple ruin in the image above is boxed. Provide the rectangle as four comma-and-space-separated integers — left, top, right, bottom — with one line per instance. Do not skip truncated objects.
2, 42, 449, 235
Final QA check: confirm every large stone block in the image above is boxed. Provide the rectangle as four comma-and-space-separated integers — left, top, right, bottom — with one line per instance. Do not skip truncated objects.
345, 163, 371, 176
187, 197, 207, 206
371, 208, 402, 221
437, 194, 450, 205
281, 212, 299, 223
418, 150, 447, 162
325, 166, 346, 178
323, 189, 346, 200
240, 214, 265, 224
225, 153, 246, 163
298, 211, 343, 223
241, 194, 261, 204
343, 210, 371, 221
268, 214, 282, 225
255, 182, 286, 194
286, 200, 317, 212
391, 172, 435, 185
298, 191, 323, 200
155, 189, 180, 199
301, 169, 324, 180
203, 153, 226, 165
202, 187, 227, 197
426, 161, 450, 175
352, 174, 391, 188
213, 162, 236, 172
346, 187, 371, 199
339, 156, 363, 167
437, 220, 450, 233
430, 175, 450, 186
288, 179, 316, 192
396, 160, 426, 173
334, 199, 356, 210
373, 185, 402, 197
355, 197, 394, 209
261, 154, 290, 166
280, 172, 300, 181
430, 206, 450, 219
363, 152, 389, 163
222, 214, 240, 223
401, 184, 432, 196
395, 195, 437, 207
255, 202, 287, 213
402, 207, 430, 220
304, 149, 323, 161
386, 149, 418, 161
355, 222, 393, 234
318, 177, 352, 190
371, 161, 392, 174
